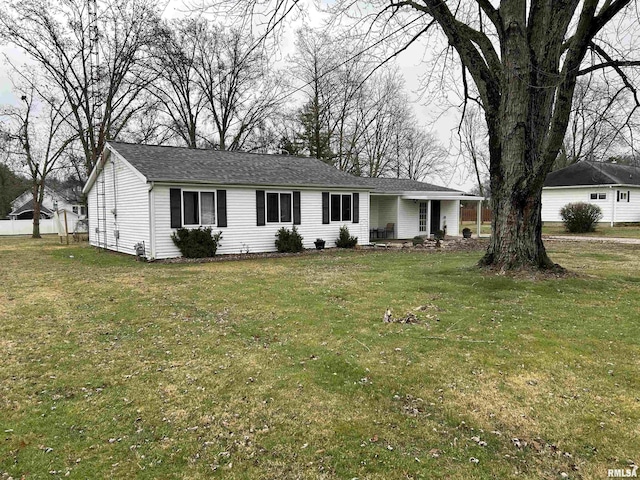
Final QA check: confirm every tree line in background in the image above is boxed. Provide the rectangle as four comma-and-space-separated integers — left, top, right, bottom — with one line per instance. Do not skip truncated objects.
0, 0, 451, 231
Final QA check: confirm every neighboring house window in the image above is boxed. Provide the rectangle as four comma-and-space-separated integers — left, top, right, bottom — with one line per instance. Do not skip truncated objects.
618, 191, 629, 202
256, 190, 301, 226
72, 205, 87, 216
322, 192, 359, 224
170, 188, 227, 228
419, 202, 428, 232
590, 193, 607, 200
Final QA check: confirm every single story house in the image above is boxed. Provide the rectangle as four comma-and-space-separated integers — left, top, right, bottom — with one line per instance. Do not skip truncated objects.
82, 142, 483, 259
542, 162, 640, 225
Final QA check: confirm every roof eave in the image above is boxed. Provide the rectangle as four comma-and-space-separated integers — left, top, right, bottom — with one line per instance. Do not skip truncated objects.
149, 178, 372, 191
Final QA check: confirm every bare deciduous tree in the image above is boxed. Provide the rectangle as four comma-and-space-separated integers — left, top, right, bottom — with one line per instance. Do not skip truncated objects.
209, 0, 640, 270
194, 24, 285, 151
0, 85, 75, 237
0, 0, 160, 178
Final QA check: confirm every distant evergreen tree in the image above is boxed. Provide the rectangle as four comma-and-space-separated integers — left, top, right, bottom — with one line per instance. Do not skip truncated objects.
0, 164, 30, 218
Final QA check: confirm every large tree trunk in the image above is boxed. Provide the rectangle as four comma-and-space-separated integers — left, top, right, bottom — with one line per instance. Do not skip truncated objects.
480, 184, 554, 270
31, 183, 41, 239
477, 2, 560, 271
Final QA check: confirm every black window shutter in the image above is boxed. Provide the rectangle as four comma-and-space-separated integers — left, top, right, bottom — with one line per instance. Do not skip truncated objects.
322, 192, 329, 224
617, 190, 620, 202
353, 193, 359, 223
256, 190, 266, 226
293, 191, 301, 225
628, 190, 631, 202
170, 188, 181, 228
217, 190, 227, 227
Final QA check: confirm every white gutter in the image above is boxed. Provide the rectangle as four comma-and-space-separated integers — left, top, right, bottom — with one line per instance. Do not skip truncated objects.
401, 194, 485, 201
543, 184, 634, 190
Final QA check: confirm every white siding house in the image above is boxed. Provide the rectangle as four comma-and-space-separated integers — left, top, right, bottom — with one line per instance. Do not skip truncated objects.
82, 142, 482, 260
542, 162, 640, 225
83, 142, 371, 259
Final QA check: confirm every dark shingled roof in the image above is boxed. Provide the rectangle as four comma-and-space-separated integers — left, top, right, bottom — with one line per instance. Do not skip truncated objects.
10, 199, 54, 217
545, 162, 640, 187
358, 176, 463, 193
108, 142, 368, 189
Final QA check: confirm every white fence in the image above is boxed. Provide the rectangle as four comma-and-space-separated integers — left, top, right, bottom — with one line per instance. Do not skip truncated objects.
0, 213, 81, 236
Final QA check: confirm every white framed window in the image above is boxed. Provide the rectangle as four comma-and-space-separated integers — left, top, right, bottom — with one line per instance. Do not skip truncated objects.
618, 191, 628, 202
589, 193, 607, 200
72, 205, 87, 216
266, 191, 293, 223
419, 202, 428, 232
183, 190, 216, 226
330, 193, 352, 222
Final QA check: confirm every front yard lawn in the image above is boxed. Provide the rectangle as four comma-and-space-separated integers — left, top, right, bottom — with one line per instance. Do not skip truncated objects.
1, 236, 639, 479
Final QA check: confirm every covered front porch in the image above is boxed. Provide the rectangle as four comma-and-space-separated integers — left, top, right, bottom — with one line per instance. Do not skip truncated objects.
369, 193, 484, 241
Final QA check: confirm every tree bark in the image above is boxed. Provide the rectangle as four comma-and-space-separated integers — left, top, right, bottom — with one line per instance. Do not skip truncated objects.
31, 182, 42, 239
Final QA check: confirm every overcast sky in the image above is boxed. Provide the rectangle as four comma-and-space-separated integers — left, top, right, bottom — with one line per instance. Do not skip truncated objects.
0, 0, 473, 190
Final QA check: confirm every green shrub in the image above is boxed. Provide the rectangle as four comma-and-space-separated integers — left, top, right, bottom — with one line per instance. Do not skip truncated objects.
412, 235, 425, 246
434, 229, 445, 240
560, 202, 603, 233
171, 228, 222, 258
335, 225, 358, 248
275, 226, 304, 253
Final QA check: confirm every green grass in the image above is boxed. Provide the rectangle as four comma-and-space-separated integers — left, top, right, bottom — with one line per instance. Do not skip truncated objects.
542, 223, 640, 238
462, 221, 640, 238
1, 236, 639, 479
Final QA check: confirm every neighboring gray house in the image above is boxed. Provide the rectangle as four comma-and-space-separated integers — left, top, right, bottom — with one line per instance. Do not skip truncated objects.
542, 162, 640, 225
82, 142, 483, 259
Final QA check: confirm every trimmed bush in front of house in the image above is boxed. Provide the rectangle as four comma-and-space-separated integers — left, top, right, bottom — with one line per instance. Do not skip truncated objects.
275, 226, 304, 253
560, 202, 603, 233
335, 225, 358, 248
171, 227, 222, 258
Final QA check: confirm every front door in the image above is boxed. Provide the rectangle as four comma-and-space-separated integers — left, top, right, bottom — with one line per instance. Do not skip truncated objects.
430, 200, 441, 234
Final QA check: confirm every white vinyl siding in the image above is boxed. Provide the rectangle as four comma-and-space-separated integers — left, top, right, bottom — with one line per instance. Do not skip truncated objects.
440, 200, 460, 236
612, 188, 640, 222
370, 195, 397, 231
86, 152, 150, 255
542, 187, 613, 223
153, 185, 369, 258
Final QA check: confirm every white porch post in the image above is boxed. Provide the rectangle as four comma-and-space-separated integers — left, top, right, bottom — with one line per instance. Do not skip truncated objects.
476, 200, 482, 238
427, 200, 432, 237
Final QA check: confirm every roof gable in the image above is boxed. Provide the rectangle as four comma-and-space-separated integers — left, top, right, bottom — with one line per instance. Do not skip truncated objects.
545, 162, 640, 187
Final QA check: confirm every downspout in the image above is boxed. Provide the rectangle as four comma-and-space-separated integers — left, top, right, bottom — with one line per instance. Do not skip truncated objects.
148, 182, 155, 260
